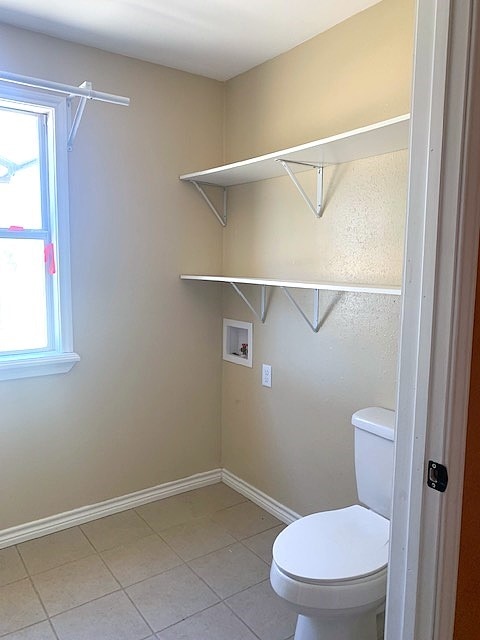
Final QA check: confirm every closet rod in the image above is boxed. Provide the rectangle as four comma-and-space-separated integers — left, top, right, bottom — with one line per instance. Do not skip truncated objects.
0, 70, 130, 106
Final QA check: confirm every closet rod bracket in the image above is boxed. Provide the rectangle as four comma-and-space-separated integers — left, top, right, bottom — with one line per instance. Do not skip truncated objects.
191, 181, 227, 226
277, 159, 324, 218
67, 81, 92, 151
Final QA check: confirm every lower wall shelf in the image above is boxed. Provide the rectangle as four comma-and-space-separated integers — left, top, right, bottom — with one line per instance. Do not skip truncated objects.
180, 274, 402, 332
180, 274, 402, 295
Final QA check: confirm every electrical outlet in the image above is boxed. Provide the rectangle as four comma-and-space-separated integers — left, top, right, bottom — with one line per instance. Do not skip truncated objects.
262, 364, 272, 387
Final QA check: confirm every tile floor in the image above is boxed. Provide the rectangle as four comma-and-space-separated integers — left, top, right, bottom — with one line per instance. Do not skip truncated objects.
0, 483, 297, 640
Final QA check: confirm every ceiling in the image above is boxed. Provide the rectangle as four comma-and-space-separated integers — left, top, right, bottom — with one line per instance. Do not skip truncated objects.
0, 0, 383, 81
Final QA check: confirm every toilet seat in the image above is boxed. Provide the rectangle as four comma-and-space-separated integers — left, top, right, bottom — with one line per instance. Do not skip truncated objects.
272, 505, 389, 584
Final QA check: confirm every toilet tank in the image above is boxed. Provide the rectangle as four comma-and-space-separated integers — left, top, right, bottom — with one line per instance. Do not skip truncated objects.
352, 407, 395, 519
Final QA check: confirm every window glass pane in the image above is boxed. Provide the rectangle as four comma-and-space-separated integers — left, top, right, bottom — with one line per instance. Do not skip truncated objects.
0, 107, 43, 230
0, 238, 48, 353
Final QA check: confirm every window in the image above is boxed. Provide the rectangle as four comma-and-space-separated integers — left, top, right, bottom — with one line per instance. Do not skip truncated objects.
0, 85, 79, 380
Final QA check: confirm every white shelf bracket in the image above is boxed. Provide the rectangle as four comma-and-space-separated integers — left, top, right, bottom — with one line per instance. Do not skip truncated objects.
230, 283, 267, 323
277, 159, 324, 218
191, 181, 227, 226
67, 81, 92, 152
282, 287, 342, 332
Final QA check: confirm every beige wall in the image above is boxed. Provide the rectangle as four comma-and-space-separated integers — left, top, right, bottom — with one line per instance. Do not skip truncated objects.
0, 25, 224, 530
225, 0, 414, 162
221, 0, 414, 515
0, 0, 414, 531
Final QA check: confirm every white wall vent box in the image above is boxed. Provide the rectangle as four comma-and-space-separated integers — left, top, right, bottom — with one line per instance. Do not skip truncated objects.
223, 319, 253, 367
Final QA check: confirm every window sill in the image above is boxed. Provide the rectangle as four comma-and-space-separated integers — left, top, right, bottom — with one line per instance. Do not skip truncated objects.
0, 352, 80, 381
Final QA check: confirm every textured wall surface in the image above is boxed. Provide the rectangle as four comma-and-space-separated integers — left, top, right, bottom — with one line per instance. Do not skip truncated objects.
221, 0, 414, 515
221, 153, 407, 514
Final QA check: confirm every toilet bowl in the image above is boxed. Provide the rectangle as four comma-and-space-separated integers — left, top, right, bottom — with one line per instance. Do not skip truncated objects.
270, 407, 395, 640
271, 505, 389, 640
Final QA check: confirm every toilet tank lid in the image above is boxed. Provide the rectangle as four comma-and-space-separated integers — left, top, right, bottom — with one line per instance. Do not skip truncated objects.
352, 407, 395, 440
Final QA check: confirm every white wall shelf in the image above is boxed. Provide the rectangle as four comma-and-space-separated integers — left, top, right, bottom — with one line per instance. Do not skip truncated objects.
180, 116, 407, 330
180, 274, 401, 295
180, 114, 410, 225
180, 275, 401, 332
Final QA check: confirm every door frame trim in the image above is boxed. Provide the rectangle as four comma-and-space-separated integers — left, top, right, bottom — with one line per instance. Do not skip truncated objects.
386, 1, 480, 638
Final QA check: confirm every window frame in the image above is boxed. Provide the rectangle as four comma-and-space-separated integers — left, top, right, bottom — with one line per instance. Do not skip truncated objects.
0, 84, 79, 381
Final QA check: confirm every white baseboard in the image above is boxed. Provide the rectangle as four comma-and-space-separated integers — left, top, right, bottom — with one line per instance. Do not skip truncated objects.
222, 469, 301, 524
0, 467, 300, 549
0, 468, 222, 549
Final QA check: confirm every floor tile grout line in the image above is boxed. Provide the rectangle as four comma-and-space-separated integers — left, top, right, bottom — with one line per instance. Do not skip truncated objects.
17, 544, 126, 625
23, 548, 99, 579
120, 586, 158, 636
221, 574, 273, 603
26, 542, 261, 633
0, 574, 30, 590
98, 530, 179, 561
75, 524, 98, 553
14, 542, 32, 577
157, 530, 240, 564
236, 521, 286, 542
45, 585, 125, 621
166, 517, 272, 605
152, 600, 225, 636
131, 507, 248, 595
0, 545, 29, 589
132, 505, 195, 537
153, 597, 274, 640
16, 526, 98, 575
113, 515, 247, 634
222, 577, 296, 640
209, 518, 284, 544
101, 557, 186, 591
0, 619, 50, 640
185, 548, 270, 603
115, 525, 227, 630
10, 546, 59, 639
94, 547, 157, 636
238, 537, 273, 565
103, 541, 236, 640
133, 500, 247, 539
0, 525, 269, 590
79, 511, 159, 554
134, 496, 273, 545
222, 599, 264, 640
17, 529, 170, 580
47, 617, 61, 640
183, 556, 226, 602
183, 537, 271, 567
243, 522, 286, 539
27, 577, 51, 633
24, 551, 126, 619
1, 488, 282, 639
149, 573, 274, 640
153, 518, 242, 547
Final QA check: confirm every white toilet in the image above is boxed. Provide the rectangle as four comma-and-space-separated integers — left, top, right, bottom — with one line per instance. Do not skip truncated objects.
270, 407, 395, 640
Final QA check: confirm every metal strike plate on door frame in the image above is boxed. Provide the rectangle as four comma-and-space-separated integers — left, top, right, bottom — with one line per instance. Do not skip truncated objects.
427, 460, 449, 492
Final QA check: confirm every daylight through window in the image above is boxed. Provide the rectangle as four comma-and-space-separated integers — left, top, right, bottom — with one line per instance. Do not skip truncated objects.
0, 87, 78, 380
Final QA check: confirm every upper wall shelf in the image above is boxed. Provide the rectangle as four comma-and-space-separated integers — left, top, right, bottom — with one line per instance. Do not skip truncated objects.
180, 114, 410, 224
